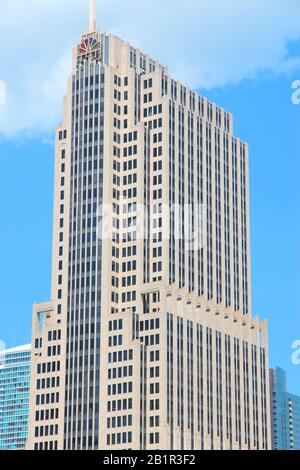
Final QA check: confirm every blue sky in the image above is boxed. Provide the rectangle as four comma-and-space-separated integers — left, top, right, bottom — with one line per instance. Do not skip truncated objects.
0, 0, 299, 394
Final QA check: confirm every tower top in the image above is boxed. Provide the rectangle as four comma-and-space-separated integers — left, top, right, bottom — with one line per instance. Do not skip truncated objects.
89, 0, 96, 33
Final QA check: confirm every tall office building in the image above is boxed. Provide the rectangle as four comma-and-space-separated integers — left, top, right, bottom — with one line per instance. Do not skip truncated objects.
27, 0, 271, 450
0, 345, 31, 450
270, 368, 300, 450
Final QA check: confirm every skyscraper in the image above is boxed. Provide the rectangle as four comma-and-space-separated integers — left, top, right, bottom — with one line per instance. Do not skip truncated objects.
0, 344, 31, 450
269, 367, 300, 450
27, 0, 271, 450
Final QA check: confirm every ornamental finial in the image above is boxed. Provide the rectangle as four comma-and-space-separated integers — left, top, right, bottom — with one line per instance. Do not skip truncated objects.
89, 0, 96, 33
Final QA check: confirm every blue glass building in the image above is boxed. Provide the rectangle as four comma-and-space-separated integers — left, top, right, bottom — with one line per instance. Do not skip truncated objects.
0, 345, 31, 450
270, 367, 300, 450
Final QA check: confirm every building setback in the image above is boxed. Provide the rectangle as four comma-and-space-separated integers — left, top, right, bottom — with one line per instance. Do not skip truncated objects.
0, 345, 31, 450
27, 1, 271, 450
270, 367, 300, 450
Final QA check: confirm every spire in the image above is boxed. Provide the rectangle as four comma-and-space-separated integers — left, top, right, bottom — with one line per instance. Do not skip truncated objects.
89, 0, 96, 33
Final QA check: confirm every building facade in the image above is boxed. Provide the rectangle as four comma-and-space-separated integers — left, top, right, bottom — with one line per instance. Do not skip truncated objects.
270, 367, 300, 450
0, 345, 31, 450
27, 2, 271, 450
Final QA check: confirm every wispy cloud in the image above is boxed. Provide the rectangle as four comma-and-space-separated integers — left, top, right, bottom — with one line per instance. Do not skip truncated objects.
0, 0, 300, 139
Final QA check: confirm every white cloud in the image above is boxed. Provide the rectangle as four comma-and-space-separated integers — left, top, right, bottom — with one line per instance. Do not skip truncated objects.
0, 0, 300, 139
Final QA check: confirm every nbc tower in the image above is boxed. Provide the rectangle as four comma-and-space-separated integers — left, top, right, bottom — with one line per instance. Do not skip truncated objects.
27, 0, 271, 450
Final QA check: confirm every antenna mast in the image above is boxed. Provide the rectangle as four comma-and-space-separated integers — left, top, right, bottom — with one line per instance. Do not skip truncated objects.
89, 0, 96, 33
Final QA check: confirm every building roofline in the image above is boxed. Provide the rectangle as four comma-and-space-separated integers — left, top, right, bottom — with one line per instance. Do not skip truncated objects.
0, 344, 31, 354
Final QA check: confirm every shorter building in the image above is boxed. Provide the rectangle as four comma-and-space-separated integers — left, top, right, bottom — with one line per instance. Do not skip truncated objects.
270, 367, 300, 450
0, 344, 31, 450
